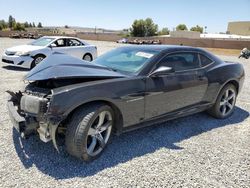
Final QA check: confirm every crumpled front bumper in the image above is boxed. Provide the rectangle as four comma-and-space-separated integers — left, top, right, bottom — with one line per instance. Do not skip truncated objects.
7, 97, 38, 138
7, 92, 60, 151
7, 100, 26, 133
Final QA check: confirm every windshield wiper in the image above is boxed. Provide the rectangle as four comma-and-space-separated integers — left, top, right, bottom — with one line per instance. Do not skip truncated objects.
93, 62, 118, 72
108, 67, 118, 72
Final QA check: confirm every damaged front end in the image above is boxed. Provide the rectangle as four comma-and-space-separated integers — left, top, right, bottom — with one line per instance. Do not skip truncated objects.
7, 84, 60, 151
7, 53, 127, 151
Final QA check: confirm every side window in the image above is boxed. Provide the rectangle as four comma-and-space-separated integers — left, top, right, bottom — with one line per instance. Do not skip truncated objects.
158, 52, 200, 71
53, 39, 66, 47
68, 39, 83, 46
199, 54, 213, 67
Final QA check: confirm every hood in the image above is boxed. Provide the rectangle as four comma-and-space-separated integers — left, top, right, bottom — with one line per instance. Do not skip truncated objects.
6, 44, 44, 53
25, 53, 127, 81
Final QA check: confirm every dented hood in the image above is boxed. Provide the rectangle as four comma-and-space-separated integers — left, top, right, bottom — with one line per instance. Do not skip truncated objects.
25, 53, 127, 81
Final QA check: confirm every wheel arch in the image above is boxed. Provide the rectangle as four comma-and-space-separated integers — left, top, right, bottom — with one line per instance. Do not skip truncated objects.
83, 53, 93, 61
30, 53, 47, 69
32, 53, 46, 59
63, 100, 124, 135
212, 79, 239, 104
225, 80, 239, 94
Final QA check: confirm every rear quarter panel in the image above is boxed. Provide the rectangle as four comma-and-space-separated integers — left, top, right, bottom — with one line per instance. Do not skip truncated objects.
203, 62, 244, 103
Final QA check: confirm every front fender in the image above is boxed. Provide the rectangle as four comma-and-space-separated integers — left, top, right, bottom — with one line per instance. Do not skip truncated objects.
47, 77, 146, 127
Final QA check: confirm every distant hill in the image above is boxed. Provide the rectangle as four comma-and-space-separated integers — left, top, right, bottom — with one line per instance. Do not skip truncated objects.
26, 26, 126, 35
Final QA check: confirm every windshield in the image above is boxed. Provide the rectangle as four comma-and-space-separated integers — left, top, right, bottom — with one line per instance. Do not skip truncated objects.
93, 48, 159, 74
30, 37, 55, 46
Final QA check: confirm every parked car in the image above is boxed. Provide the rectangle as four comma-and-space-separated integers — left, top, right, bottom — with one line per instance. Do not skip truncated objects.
2, 36, 97, 69
9, 33, 21, 39
129, 39, 161, 45
7, 45, 244, 161
116, 38, 129, 43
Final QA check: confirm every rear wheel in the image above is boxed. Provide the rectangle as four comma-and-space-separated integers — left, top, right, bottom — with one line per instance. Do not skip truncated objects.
207, 84, 237, 119
82, 54, 93, 62
31, 54, 45, 69
65, 103, 114, 161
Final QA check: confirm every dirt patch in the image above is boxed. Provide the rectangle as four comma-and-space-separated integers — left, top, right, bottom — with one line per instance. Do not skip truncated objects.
205, 48, 241, 56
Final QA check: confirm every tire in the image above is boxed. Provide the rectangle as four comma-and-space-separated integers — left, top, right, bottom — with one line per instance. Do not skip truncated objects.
207, 84, 237, 119
82, 54, 93, 62
65, 103, 114, 162
31, 54, 46, 69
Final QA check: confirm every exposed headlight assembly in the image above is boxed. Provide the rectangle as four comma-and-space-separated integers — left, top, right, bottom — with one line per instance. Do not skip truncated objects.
20, 95, 48, 116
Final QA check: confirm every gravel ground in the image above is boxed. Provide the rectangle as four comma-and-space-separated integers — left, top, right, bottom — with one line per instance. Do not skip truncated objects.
0, 38, 249, 188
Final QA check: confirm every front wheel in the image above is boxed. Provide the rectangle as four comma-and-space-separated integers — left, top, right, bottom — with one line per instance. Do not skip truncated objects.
207, 84, 237, 119
31, 55, 45, 69
65, 103, 114, 161
82, 54, 93, 62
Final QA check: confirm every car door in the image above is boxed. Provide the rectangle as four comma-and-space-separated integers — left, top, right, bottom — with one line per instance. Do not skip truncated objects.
51, 38, 69, 54
145, 52, 208, 119
65, 38, 88, 59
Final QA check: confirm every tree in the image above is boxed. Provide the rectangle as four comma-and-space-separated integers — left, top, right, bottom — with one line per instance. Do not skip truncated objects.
144, 18, 158, 37
24, 21, 29, 28
158, 27, 170, 35
13, 22, 25, 31
130, 18, 158, 37
29, 23, 32, 27
65, 25, 69, 28
8, 15, 14, 28
37, 22, 42, 28
190, 25, 203, 33
32, 22, 36, 27
0, 20, 8, 30
176, 24, 188, 31
130, 19, 145, 37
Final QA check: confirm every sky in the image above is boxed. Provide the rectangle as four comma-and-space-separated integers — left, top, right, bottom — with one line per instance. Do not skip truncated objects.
0, 0, 249, 33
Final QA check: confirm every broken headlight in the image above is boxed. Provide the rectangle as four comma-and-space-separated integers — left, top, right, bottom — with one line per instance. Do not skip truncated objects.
20, 95, 48, 116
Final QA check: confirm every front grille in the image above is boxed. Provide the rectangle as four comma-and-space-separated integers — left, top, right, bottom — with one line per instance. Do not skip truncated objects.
2, 59, 14, 64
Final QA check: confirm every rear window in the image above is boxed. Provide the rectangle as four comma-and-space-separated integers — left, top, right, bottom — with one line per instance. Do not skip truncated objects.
199, 54, 213, 67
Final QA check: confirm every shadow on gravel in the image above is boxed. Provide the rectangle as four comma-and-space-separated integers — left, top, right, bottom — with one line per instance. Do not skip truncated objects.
13, 106, 249, 179
2, 65, 29, 72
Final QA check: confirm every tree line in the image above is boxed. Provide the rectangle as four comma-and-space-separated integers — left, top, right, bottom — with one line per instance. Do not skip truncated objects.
0, 15, 43, 31
130, 18, 204, 37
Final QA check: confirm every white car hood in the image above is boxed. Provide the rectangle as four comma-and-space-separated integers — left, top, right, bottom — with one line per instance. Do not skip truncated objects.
6, 45, 45, 52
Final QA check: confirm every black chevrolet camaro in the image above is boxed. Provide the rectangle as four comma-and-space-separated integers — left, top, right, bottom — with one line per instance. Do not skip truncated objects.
7, 45, 245, 161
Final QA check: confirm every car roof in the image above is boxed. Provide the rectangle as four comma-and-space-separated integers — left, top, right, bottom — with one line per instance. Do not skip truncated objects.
118, 45, 206, 53
42, 36, 80, 40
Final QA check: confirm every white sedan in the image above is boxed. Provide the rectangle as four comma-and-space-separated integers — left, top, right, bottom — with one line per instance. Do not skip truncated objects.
2, 36, 97, 69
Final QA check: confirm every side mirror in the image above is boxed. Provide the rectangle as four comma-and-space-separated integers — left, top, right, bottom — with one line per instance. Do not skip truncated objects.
49, 43, 57, 49
149, 66, 174, 77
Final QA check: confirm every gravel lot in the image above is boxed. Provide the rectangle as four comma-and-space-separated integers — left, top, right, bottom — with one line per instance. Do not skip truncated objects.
0, 38, 249, 188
